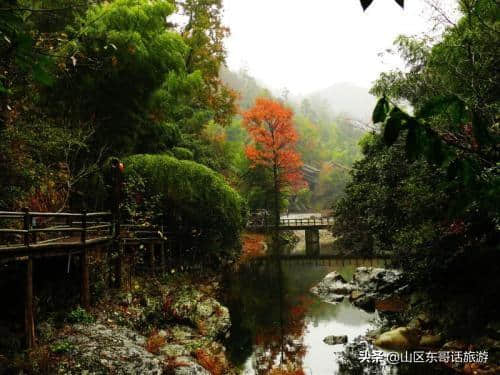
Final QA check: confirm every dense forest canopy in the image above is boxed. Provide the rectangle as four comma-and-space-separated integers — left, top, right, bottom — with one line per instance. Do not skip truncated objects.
334, 0, 499, 336
0, 0, 499, 373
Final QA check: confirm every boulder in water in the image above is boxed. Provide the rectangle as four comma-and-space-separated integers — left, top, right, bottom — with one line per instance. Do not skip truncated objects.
374, 327, 421, 350
353, 267, 403, 293
419, 333, 442, 347
312, 267, 406, 312
310, 271, 356, 303
323, 335, 348, 345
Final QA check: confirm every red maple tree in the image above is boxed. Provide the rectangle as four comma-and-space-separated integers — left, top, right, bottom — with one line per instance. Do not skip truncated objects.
243, 98, 306, 226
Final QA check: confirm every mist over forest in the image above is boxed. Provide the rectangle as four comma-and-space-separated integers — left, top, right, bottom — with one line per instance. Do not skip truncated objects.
220, 67, 370, 210
0, 1, 498, 374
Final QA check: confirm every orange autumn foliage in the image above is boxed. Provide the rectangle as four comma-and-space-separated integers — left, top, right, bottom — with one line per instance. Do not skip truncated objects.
194, 348, 226, 375
145, 330, 166, 355
243, 98, 306, 192
239, 233, 266, 263
268, 365, 306, 375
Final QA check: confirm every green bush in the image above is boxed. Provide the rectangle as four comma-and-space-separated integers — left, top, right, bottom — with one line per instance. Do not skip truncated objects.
171, 147, 194, 160
51, 340, 74, 354
66, 307, 94, 324
123, 154, 247, 254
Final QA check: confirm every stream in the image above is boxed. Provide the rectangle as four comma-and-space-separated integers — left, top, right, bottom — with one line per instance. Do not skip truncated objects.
223, 214, 455, 375
224, 213, 386, 374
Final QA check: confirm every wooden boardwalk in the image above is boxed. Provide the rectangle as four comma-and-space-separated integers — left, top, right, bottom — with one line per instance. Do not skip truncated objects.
0, 210, 338, 349
0, 210, 167, 348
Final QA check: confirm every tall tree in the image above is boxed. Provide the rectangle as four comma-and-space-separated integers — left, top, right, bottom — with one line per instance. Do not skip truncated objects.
177, 0, 236, 128
243, 98, 305, 230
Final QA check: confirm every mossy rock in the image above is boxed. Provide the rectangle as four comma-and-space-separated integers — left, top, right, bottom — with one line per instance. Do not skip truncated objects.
374, 327, 421, 350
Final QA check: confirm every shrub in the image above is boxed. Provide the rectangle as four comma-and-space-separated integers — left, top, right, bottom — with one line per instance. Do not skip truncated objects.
50, 340, 73, 354
171, 147, 194, 160
123, 154, 247, 254
66, 307, 94, 324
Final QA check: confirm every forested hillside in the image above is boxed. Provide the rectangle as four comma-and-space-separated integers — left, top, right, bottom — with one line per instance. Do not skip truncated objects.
220, 67, 367, 210
308, 82, 377, 123
1, 1, 498, 374
0, 0, 248, 250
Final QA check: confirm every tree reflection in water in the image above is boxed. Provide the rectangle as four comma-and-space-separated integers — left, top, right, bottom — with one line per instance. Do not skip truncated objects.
225, 257, 455, 375
225, 258, 309, 374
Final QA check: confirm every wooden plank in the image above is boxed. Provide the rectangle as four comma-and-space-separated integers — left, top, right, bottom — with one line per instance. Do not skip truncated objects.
86, 212, 112, 217
0, 229, 28, 233
30, 212, 83, 218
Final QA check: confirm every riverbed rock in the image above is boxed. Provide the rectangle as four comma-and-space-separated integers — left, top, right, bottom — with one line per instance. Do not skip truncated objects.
350, 290, 365, 301
56, 322, 163, 374
353, 267, 403, 293
160, 343, 190, 357
310, 271, 356, 303
374, 327, 421, 350
323, 335, 348, 345
419, 333, 442, 347
171, 356, 210, 375
407, 312, 432, 330
352, 294, 376, 312
312, 267, 406, 312
165, 288, 231, 338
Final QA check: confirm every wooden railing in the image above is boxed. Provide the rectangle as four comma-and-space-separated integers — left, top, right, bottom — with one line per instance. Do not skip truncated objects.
248, 216, 334, 228
279, 217, 334, 227
0, 210, 114, 251
0, 210, 169, 348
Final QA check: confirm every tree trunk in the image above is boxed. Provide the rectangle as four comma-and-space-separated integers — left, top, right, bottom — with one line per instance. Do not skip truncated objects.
272, 164, 280, 256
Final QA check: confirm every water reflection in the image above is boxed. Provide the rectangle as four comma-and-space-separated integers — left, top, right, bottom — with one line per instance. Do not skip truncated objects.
225, 258, 383, 374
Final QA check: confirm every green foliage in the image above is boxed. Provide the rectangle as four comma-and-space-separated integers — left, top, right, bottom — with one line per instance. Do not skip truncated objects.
372, 96, 389, 124
51, 340, 74, 354
66, 307, 94, 324
338, 0, 499, 337
0, 3, 56, 94
52, 0, 188, 155
172, 147, 194, 160
123, 154, 246, 252
149, 71, 213, 134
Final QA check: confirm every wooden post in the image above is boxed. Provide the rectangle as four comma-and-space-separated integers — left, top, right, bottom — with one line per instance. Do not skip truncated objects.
115, 242, 123, 289
160, 215, 166, 273
23, 208, 30, 249
113, 206, 123, 289
305, 229, 320, 256
80, 210, 90, 309
23, 209, 36, 348
149, 243, 156, 275
25, 258, 36, 348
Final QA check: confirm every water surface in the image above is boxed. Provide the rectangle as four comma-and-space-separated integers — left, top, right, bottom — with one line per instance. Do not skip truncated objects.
225, 256, 386, 374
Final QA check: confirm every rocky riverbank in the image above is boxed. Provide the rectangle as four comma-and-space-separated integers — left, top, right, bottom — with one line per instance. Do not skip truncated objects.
311, 267, 500, 374
310, 266, 406, 311
9, 275, 236, 375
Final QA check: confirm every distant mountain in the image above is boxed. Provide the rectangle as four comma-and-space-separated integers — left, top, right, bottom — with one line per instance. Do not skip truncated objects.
308, 82, 377, 122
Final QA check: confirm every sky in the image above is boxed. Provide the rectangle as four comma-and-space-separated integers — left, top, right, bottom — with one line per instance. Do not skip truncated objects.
223, 0, 458, 95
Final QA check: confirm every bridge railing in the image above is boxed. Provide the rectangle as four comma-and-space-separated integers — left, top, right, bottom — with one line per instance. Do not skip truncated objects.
247, 215, 334, 228
0, 210, 113, 250
279, 217, 334, 227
